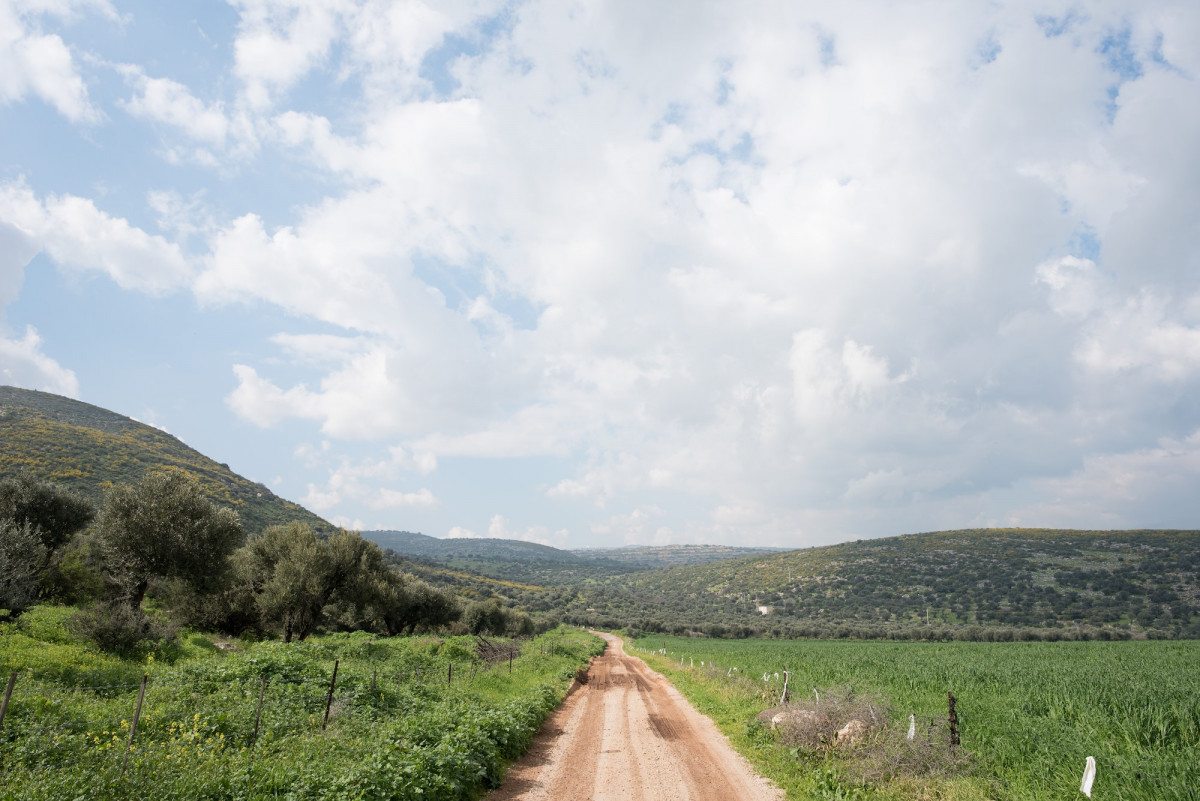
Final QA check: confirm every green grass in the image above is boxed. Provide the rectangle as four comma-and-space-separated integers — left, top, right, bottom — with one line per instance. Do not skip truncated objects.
0, 607, 603, 800
631, 634, 1200, 800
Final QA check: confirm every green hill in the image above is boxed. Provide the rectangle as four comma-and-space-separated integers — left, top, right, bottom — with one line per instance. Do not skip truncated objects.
568, 528, 1200, 639
0, 386, 333, 534
364, 529, 782, 586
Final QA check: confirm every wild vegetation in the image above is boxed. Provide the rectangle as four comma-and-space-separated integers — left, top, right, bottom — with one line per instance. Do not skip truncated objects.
0, 387, 331, 535
631, 634, 1200, 800
567, 529, 1200, 640
0, 605, 602, 800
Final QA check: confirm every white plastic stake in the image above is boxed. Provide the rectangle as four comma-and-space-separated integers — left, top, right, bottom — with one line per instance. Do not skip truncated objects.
1080, 756, 1096, 797
907, 714, 916, 741
813, 688, 820, 703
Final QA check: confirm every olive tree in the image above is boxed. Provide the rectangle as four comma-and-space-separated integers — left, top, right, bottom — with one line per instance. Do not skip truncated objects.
0, 519, 45, 616
0, 475, 94, 558
235, 521, 330, 642
96, 470, 243, 609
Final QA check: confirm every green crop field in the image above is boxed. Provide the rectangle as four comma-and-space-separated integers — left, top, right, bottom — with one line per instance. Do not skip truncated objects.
0, 606, 602, 800
631, 634, 1200, 800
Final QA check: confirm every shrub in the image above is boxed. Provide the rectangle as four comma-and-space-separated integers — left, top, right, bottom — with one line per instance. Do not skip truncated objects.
68, 600, 178, 656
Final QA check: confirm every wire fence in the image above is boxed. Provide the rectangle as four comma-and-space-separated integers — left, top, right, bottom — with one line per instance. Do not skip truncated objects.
0, 647, 528, 781
633, 645, 1199, 799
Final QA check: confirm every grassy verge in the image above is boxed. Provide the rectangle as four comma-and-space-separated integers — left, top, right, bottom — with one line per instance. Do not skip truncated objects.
631, 635, 1199, 800
0, 606, 603, 800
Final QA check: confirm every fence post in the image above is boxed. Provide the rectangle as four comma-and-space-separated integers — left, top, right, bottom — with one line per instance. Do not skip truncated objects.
251, 676, 267, 750
447, 663, 452, 688
0, 672, 17, 731
947, 692, 959, 749
120, 675, 148, 774
322, 660, 339, 730
509, 651, 513, 674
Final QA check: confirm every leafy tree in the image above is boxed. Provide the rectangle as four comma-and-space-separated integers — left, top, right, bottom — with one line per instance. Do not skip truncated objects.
236, 525, 461, 640
0, 474, 93, 559
463, 599, 509, 635
0, 519, 45, 616
235, 522, 329, 642
96, 470, 243, 608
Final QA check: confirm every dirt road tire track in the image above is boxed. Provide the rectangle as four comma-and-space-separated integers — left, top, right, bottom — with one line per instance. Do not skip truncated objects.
485, 633, 783, 801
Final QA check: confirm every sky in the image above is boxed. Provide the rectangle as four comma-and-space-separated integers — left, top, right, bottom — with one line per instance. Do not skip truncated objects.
2, 1, 1199, 550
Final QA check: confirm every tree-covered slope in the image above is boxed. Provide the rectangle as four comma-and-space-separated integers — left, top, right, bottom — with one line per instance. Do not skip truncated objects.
0, 386, 332, 534
574, 528, 1200, 638
364, 530, 782, 586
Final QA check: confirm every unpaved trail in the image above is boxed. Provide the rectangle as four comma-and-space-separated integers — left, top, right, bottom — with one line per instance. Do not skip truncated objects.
485, 633, 783, 801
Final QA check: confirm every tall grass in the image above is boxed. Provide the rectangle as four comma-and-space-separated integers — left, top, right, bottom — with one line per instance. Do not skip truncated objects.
632, 635, 1199, 800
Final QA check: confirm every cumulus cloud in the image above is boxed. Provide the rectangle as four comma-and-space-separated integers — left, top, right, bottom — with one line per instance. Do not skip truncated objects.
0, 0, 112, 122
292, 439, 439, 519
211, 1, 1198, 538
486, 514, 568, 548
0, 180, 192, 293
10, 2, 1200, 542
0, 325, 79, 396
0, 219, 78, 395
118, 67, 258, 166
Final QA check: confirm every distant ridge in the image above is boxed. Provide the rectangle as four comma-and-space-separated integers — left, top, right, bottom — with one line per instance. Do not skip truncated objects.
593, 527, 1200, 638
363, 529, 783, 585
0, 386, 332, 534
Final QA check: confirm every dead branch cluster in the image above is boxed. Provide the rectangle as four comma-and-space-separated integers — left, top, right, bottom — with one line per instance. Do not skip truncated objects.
757, 687, 972, 785
474, 635, 521, 664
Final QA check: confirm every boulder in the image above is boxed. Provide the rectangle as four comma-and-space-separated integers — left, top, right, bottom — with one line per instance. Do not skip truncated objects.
771, 708, 829, 730
836, 718, 873, 747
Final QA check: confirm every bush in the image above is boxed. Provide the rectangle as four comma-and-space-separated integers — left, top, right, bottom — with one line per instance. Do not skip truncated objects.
68, 600, 178, 656
0, 519, 45, 617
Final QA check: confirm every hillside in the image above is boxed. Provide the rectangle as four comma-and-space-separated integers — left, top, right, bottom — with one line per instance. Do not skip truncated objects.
364, 529, 781, 585
569, 528, 1200, 639
0, 386, 333, 534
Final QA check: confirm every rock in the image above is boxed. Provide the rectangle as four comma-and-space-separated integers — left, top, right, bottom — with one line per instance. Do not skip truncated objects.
836, 719, 873, 747
771, 709, 828, 730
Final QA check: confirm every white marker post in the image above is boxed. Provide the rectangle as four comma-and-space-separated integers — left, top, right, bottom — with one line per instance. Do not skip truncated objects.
1080, 756, 1096, 797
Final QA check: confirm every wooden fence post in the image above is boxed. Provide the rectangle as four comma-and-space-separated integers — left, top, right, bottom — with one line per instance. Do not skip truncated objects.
447, 663, 453, 688
251, 676, 267, 750
948, 692, 959, 749
322, 660, 339, 730
0, 672, 17, 731
120, 675, 148, 774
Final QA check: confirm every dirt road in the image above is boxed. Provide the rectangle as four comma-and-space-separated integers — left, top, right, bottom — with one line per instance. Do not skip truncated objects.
485, 633, 783, 801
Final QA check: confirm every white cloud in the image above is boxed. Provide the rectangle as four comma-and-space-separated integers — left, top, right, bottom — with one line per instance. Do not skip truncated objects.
0, 180, 191, 293
0, 325, 78, 396
373, 487, 436, 509
0, 218, 78, 395
1015, 430, 1200, 527
486, 514, 568, 548
289, 439, 440, 521
121, 68, 231, 146
7, 2, 1200, 543
0, 0, 112, 122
